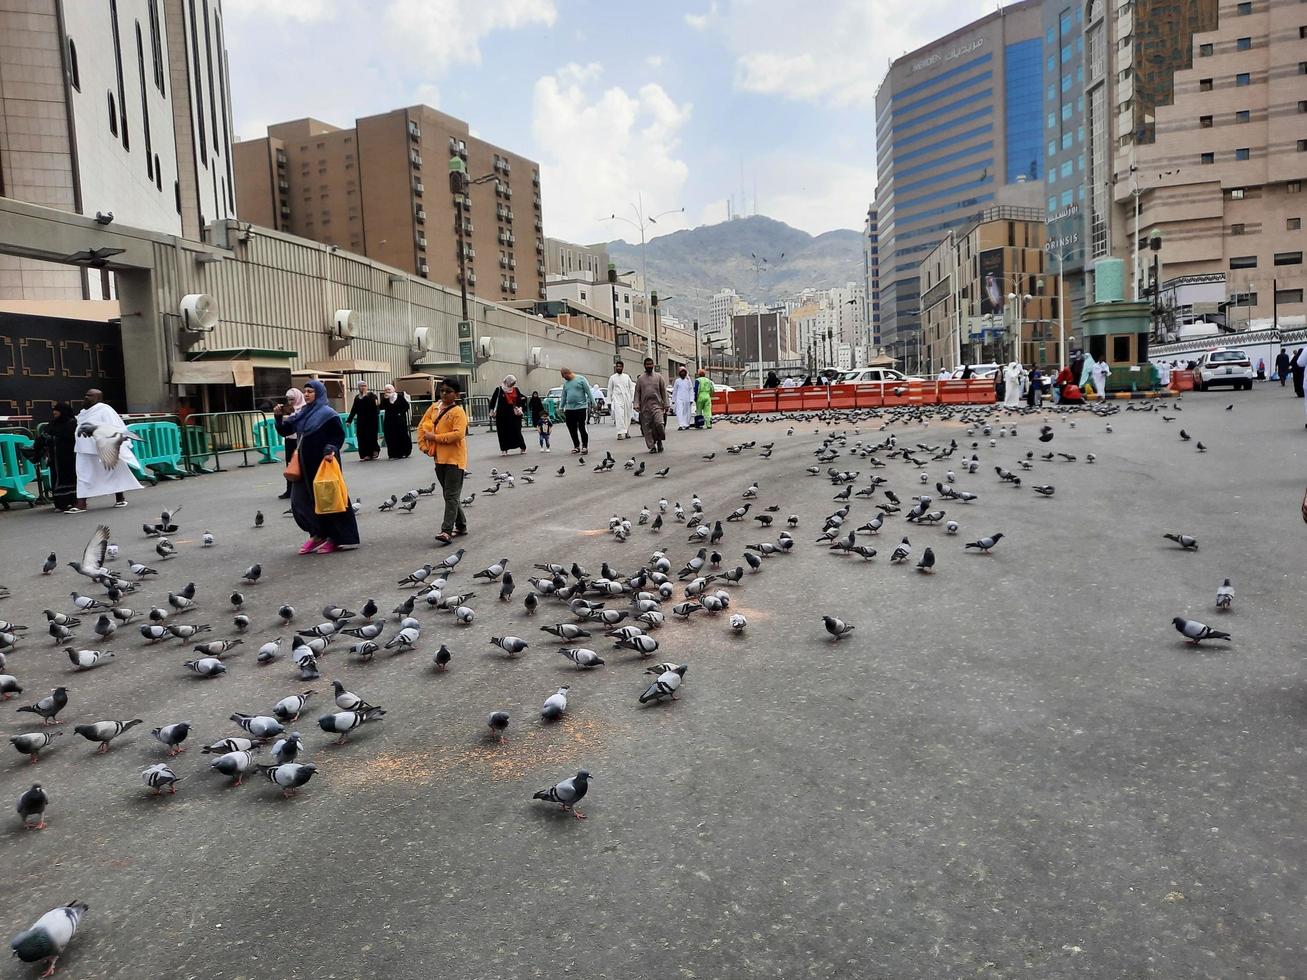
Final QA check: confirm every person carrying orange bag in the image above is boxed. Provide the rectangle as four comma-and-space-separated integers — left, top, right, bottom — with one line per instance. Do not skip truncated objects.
273, 378, 360, 554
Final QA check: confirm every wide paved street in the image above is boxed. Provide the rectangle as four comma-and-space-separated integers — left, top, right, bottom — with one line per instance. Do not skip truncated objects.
3, 386, 1306, 979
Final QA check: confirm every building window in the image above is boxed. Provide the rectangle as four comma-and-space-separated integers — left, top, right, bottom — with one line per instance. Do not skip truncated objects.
1235, 109, 1250, 123
1235, 147, 1250, 161
1291, 182, 1303, 193
1200, 151, 1214, 164
1300, 62, 1307, 75
1199, 43, 1213, 56
1231, 223, 1245, 235
107, 92, 118, 136
148, 0, 164, 94
1289, 218, 1302, 231
1230, 188, 1245, 199
1236, 73, 1250, 86
1277, 289, 1305, 304
1236, 36, 1252, 50
1200, 78, 1213, 91
1237, 0, 1251, 12
1200, 115, 1213, 128
1299, 139, 1307, 152
1276, 251, 1304, 265
1299, 101, 1307, 113
1230, 255, 1257, 269
67, 38, 80, 90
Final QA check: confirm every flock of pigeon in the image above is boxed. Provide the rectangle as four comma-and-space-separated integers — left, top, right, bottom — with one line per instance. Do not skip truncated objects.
0, 392, 1236, 976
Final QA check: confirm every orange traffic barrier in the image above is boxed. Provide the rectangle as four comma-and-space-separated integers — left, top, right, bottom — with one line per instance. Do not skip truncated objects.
827, 385, 857, 409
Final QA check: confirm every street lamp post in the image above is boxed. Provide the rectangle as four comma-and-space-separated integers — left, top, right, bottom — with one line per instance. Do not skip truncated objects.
1006, 291, 1035, 364
693, 320, 700, 372
602, 196, 684, 358
651, 290, 661, 370
449, 156, 498, 368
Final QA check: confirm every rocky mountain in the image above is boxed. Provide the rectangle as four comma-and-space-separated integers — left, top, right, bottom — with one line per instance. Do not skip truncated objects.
604, 215, 864, 326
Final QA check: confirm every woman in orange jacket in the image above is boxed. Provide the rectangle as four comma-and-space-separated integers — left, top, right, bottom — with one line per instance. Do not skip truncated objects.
418, 377, 469, 544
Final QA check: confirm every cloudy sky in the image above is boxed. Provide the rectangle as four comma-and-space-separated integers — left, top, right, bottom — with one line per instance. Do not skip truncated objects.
223, 0, 991, 244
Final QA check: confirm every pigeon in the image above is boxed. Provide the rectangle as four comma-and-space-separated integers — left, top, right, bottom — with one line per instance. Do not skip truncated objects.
431, 644, 453, 671
541, 686, 570, 721
0, 675, 22, 700
1163, 533, 1198, 551
1172, 617, 1231, 645
486, 710, 511, 742
317, 706, 385, 744
1032, 484, 1055, 496
473, 558, 510, 582
241, 563, 262, 584
202, 531, 214, 547
561, 647, 604, 669
615, 634, 659, 657
639, 664, 687, 703
384, 626, 420, 652
9, 731, 61, 764
1179, 429, 1191, 441
332, 681, 372, 712
201, 736, 255, 755
64, 648, 113, 671
729, 613, 747, 632
229, 712, 284, 740
17, 687, 68, 725
455, 605, 475, 625
273, 690, 315, 722
256, 638, 283, 664
490, 635, 529, 658
151, 722, 191, 756
72, 718, 142, 753
889, 537, 912, 563
17, 783, 48, 830
78, 417, 144, 469
278, 604, 296, 623
142, 762, 182, 795
523, 591, 538, 615
270, 732, 305, 765
542, 623, 591, 641
823, 614, 856, 640
398, 563, 434, 587
532, 769, 590, 819
499, 572, 516, 602
42, 553, 57, 575
964, 533, 1004, 553
916, 547, 936, 573
66, 525, 111, 580
9, 900, 89, 976
254, 510, 265, 528
258, 762, 318, 798
1216, 579, 1234, 611
210, 749, 259, 785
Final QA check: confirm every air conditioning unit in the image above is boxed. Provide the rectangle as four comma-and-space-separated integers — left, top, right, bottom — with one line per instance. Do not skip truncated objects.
530, 345, 547, 367
179, 293, 218, 332
329, 309, 356, 352
413, 326, 437, 352
477, 336, 495, 361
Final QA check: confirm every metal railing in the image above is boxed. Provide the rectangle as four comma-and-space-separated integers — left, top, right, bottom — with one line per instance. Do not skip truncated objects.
182, 411, 276, 472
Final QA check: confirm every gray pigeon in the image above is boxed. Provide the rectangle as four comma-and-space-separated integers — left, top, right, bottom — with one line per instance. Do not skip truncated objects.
141, 762, 182, 794
270, 732, 305, 765
486, 710, 510, 742
541, 686, 569, 721
73, 718, 142, 754
258, 762, 318, 798
1163, 532, 1198, 550
209, 749, 258, 785
9, 900, 88, 976
561, 648, 604, 669
1172, 617, 1231, 645
151, 722, 191, 756
490, 635, 529, 658
639, 664, 687, 704
533, 769, 591, 819
317, 707, 385, 744
9, 731, 62, 763
823, 616, 855, 640
17, 783, 48, 830
17, 687, 68, 725
1215, 579, 1234, 611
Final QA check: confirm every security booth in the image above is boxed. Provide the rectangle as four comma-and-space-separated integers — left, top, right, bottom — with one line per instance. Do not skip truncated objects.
394, 372, 440, 427
1082, 257, 1153, 393
171, 348, 296, 413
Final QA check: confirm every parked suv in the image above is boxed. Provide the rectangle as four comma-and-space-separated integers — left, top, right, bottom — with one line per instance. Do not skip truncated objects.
1194, 349, 1255, 391
835, 367, 914, 385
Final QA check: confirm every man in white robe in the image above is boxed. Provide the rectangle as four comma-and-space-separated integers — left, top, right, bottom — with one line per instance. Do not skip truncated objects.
606, 361, 636, 440
671, 368, 695, 430
73, 389, 142, 512
1002, 362, 1025, 409
1091, 356, 1110, 401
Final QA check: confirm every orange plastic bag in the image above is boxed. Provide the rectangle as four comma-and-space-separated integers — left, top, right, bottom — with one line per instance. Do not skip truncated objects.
313, 455, 348, 514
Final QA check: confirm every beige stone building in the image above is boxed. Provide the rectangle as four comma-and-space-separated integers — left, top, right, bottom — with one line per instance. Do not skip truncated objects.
233, 106, 544, 307
920, 206, 1060, 373
1117, 0, 1307, 328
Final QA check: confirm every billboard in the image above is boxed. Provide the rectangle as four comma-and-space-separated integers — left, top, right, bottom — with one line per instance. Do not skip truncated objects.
979, 249, 1006, 316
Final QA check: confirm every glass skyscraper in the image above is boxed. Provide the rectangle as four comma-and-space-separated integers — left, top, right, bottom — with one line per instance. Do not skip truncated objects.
1043, 0, 1088, 334
873, 0, 1047, 365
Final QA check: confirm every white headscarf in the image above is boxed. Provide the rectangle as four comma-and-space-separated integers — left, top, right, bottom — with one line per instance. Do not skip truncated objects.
383, 384, 397, 403
500, 374, 517, 394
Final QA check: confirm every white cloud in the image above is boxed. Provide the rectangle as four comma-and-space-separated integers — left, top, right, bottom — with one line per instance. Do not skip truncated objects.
645, 54, 665, 69
715, 0, 992, 107
684, 2, 718, 30
224, 0, 335, 21
532, 63, 693, 244
751, 157, 876, 236
383, 0, 558, 71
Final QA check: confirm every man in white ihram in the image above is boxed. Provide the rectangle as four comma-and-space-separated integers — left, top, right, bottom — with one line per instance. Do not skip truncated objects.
671, 367, 695, 431
606, 359, 636, 440
71, 388, 142, 513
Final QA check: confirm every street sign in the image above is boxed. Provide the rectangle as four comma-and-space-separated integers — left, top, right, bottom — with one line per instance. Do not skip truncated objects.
458, 340, 474, 366
457, 320, 472, 340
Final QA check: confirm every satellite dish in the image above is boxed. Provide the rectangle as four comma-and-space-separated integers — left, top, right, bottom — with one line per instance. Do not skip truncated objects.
180, 293, 219, 332
332, 309, 357, 341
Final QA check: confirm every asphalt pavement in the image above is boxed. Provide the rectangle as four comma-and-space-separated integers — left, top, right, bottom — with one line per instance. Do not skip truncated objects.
2, 384, 1305, 979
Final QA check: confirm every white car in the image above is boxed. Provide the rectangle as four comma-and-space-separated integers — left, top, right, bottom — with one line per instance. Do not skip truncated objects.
834, 367, 914, 385
1194, 349, 1255, 391
949, 363, 1000, 379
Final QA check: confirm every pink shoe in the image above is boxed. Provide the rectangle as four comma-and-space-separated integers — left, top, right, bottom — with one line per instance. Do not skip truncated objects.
298, 538, 322, 555
314, 539, 338, 554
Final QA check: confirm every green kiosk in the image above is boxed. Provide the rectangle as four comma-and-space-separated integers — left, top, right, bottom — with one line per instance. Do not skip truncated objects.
1082, 257, 1156, 394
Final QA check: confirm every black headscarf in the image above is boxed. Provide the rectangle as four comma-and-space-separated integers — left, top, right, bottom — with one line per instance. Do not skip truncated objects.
46, 402, 77, 436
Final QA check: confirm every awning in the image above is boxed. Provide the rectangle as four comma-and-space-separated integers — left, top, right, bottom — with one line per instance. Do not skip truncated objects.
170, 361, 254, 386
304, 358, 392, 374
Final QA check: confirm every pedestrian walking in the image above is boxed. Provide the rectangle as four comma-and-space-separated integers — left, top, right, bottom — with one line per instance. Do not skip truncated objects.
558, 367, 595, 453
417, 378, 469, 545
279, 387, 304, 499
488, 374, 527, 456
273, 379, 359, 554
70, 388, 142, 513
672, 367, 695, 430
40, 402, 78, 512
528, 390, 545, 427
635, 357, 668, 453
607, 361, 636, 440
1002, 362, 1024, 409
1027, 367, 1043, 408
1275, 349, 1290, 387
346, 382, 380, 460
694, 368, 714, 429
380, 384, 412, 459
1293, 349, 1305, 397
1091, 355, 1110, 400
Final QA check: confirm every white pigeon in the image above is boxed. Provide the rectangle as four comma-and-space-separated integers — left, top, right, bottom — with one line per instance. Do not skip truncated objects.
77, 421, 143, 470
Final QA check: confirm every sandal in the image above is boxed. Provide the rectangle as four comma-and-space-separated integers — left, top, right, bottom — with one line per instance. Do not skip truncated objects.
433, 532, 453, 546
452, 528, 468, 537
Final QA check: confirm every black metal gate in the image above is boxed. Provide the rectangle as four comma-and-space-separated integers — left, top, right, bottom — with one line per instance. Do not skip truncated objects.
0, 312, 126, 418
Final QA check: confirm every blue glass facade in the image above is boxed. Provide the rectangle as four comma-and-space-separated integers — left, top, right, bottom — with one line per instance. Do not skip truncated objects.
1004, 39, 1044, 181
1041, 0, 1086, 332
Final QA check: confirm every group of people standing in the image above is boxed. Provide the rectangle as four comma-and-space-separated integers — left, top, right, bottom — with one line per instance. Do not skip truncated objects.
993, 352, 1112, 409
344, 381, 413, 462
38, 389, 144, 513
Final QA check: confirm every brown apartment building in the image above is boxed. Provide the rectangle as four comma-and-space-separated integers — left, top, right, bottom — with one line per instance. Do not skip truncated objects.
1114, 0, 1307, 328
233, 106, 544, 305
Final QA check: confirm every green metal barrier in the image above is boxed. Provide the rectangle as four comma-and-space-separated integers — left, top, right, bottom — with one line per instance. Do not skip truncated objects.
0, 433, 39, 508
251, 418, 286, 463
126, 420, 186, 480
336, 413, 359, 454
181, 411, 273, 472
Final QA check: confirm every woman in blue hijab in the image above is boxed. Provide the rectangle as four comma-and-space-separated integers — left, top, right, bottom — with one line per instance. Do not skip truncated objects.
274, 379, 360, 553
